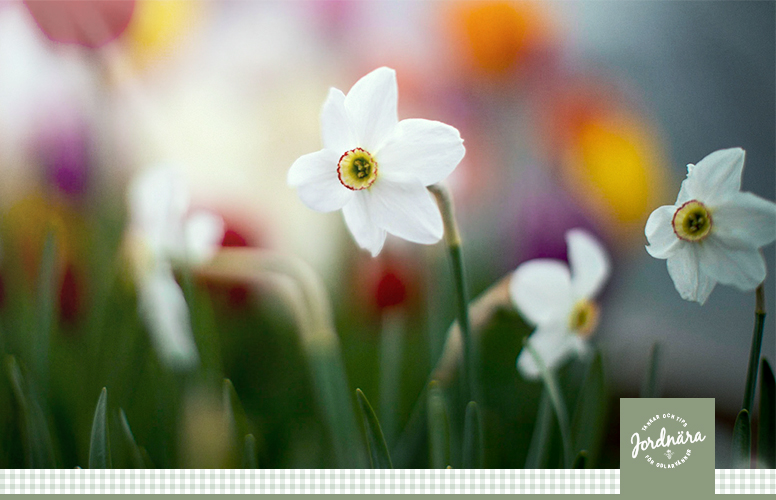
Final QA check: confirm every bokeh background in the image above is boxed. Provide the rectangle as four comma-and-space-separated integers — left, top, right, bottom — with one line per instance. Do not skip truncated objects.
0, 0, 773, 469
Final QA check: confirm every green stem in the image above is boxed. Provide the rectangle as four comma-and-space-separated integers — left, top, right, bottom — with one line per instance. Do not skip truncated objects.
640, 342, 661, 398
742, 284, 766, 413
526, 342, 573, 469
429, 184, 475, 402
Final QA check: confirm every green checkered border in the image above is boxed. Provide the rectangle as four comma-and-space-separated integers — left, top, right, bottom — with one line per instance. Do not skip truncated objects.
716, 469, 776, 494
0, 469, 772, 494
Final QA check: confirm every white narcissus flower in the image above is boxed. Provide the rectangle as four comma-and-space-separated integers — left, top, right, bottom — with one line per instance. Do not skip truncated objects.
510, 229, 611, 379
127, 165, 225, 370
287, 67, 465, 256
645, 148, 776, 305
129, 167, 226, 269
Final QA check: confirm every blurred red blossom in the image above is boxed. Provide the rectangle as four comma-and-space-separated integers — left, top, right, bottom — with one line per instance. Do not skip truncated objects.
24, 0, 135, 48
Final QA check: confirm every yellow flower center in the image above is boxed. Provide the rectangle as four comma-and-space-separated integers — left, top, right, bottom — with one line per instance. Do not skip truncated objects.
338, 148, 378, 190
569, 299, 599, 338
672, 200, 712, 242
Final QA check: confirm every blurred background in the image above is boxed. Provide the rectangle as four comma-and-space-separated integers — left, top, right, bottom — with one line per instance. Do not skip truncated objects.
0, 0, 772, 469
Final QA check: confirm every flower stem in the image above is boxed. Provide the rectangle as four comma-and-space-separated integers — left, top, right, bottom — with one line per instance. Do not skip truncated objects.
432, 275, 511, 385
429, 184, 476, 402
742, 284, 767, 413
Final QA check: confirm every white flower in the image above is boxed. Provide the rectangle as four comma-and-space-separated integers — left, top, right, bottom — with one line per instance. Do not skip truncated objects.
127, 165, 225, 370
287, 67, 465, 256
645, 148, 776, 305
128, 166, 225, 269
135, 268, 199, 370
510, 229, 611, 379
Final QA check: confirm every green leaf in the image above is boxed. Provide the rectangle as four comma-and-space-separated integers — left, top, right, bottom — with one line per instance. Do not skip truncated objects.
242, 434, 258, 469
89, 387, 111, 469
307, 345, 365, 467
758, 359, 775, 468
427, 381, 450, 469
525, 389, 554, 468
571, 352, 607, 466
524, 342, 573, 468
573, 450, 587, 469
732, 409, 751, 469
33, 230, 58, 393
223, 379, 250, 439
182, 270, 222, 374
118, 409, 145, 469
463, 401, 483, 468
356, 389, 393, 469
223, 378, 255, 467
378, 310, 404, 446
640, 342, 661, 398
5, 356, 56, 467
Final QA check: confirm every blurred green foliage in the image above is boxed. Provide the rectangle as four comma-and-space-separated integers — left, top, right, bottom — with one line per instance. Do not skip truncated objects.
0, 203, 613, 469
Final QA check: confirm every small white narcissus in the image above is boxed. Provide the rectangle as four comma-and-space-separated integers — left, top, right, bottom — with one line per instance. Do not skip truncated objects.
645, 148, 776, 305
287, 67, 465, 257
127, 165, 225, 370
510, 229, 611, 378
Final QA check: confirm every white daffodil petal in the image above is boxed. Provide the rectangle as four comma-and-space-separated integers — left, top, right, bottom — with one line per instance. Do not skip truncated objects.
129, 166, 189, 252
288, 149, 354, 212
666, 245, 717, 305
138, 269, 199, 370
344, 67, 399, 151
517, 327, 576, 379
509, 259, 573, 326
367, 178, 443, 245
698, 238, 766, 291
376, 118, 465, 186
686, 148, 745, 204
675, 177, 695, 205
321, 88, 357, 153
184, 210, 225, 266
342, 194, 387, 257
645, 205, 681, 259
713, 192, 776, 249
570, 335, 589, 357
567, 228, 611, 300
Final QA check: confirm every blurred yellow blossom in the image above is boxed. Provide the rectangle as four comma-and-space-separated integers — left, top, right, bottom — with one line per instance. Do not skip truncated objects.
122, 0, 202, 68
552, 97, 668, 244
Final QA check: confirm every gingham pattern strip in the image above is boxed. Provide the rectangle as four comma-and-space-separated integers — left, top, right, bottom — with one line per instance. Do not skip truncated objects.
0, 470, 618, 494
0, 469, 772, 494
716, 469, 776, 494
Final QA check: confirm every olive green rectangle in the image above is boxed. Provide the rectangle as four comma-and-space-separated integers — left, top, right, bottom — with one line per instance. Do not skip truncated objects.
621, 398, 715, 498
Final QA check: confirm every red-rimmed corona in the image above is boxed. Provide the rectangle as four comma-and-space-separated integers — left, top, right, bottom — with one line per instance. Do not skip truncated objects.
338, 148, 378, 190
671, 200, 712, 242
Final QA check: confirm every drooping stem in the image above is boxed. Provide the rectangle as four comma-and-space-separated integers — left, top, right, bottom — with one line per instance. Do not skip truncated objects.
429, 184, 475, 401
742, 284, 767, 413
199, 248, 366, 468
